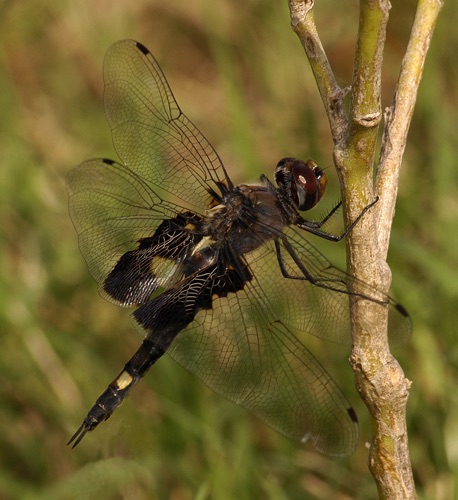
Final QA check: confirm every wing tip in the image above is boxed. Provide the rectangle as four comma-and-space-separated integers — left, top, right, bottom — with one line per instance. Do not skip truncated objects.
394, 302, 410, 319
135, 41, 149, 56
347, 406, 358, 423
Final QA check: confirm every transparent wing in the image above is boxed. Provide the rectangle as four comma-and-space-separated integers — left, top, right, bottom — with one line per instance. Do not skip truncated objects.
153, 242, 360, 457
66, 159, 192, 302
68, 39, 235, 288
260, 226, 412, 347
153, 228, 410, 455
103, 39, 232, 211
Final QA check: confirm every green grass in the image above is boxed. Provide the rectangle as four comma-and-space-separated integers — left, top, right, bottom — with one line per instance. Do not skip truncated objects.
0, 1, 456, 498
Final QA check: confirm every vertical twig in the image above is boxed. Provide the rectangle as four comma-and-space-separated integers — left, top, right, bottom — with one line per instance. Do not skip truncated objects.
288, 0, 348, 141
376, 0, 444, 258
287, 0, 442, 498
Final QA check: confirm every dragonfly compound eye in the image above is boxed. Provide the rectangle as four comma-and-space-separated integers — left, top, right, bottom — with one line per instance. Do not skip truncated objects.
275, 158, 327, 211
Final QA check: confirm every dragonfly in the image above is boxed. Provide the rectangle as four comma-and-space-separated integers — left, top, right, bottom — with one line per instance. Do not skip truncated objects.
66, 39, 411, 456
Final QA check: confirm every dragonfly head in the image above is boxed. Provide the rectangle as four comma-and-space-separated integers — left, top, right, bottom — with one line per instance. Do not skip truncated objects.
275, 158, 327, 211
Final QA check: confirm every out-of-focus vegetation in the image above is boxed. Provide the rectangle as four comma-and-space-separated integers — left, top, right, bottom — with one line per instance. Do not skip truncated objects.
0, 1, 456, 498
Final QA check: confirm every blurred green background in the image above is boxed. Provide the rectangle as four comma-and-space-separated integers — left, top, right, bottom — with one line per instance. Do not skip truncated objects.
1, 0, 456, 498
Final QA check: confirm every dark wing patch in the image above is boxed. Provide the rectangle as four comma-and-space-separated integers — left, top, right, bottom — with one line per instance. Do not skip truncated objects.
66, 157, 210, 304
132, 254, 252, 349
103, 213, 204, 306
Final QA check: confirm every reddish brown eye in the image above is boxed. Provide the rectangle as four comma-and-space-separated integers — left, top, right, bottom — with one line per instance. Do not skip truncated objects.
275, 158, 327, 211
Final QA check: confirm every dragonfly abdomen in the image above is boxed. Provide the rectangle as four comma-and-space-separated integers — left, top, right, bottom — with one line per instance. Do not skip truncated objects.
68, 338, 165, 448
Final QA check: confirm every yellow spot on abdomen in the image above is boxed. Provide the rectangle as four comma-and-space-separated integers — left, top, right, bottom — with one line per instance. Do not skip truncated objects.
115, 371, 134, 390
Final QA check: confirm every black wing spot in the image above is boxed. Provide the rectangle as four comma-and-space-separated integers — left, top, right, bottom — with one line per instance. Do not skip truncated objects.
347, 407, 358, 424
395, 302, 410, 318
102, 158, 116, 166
135, 41, 149, 56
